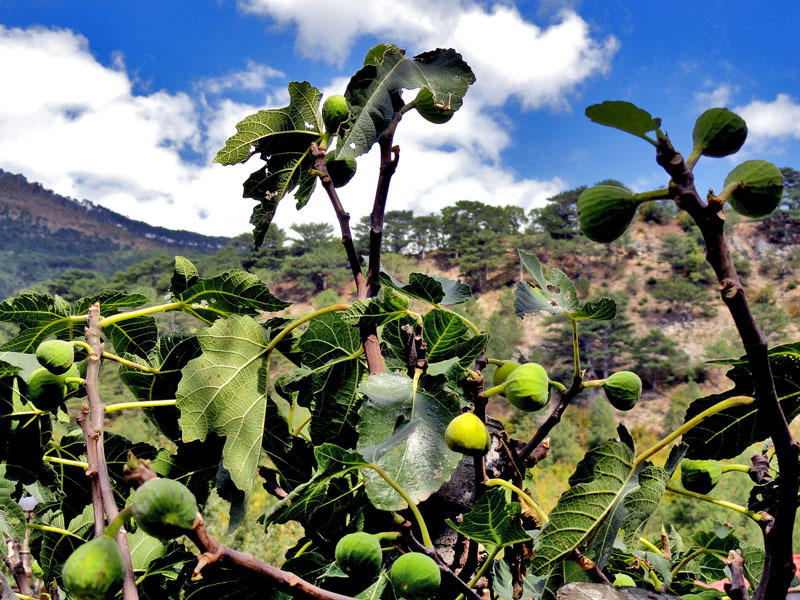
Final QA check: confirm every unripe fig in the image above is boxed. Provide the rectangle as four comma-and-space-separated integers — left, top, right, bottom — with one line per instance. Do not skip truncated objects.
613, 573, 636, 587
578, 185, 641, 244
681, 459, 723, 495
322, 94, 349, 133
390, 552, 441, 600
603, 371, 642, 411
334, 531, 383, 578
414, 88, 455, 124
692, 108, 747, 158
131, 478, 198, 539
26, 367, 67, 411
503, 363, 550, 412
724, 160, 783, 218
492, 360, 520, 387
325, 154, 357, 188
36, 339, 74, 375
445, 413, 491, 456
62, 537, 124, 600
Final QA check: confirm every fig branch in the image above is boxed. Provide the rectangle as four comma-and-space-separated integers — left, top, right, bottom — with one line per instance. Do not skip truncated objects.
78, 304, 138, 600
310, 142, 386, 374
654, 134, 799, 600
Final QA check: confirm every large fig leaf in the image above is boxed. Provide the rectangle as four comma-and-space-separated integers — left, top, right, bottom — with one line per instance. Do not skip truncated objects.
336, 44, 475, 160
214, 82, 322, 247
445, 488, 530, 552
0, 290, 150, 353
177, 315, 270, 531
682, 342, 800, 459
214, 81, 322, 165
423, 309, 487, 366
296, 311, 366, 447
173, 266, 290, 324
262, 444, 367, 537
356, 372, 461, 510
380, 271, 472, 306
0, 474, 26, 540
118, 333, 202, 441
585, 101, 661, 144
514, 251, 616, 321
529, 439, 638, 576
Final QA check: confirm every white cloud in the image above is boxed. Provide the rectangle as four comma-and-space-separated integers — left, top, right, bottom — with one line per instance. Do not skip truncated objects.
239, 1, 618, 110
694, 83, 735, 110
1, 8, 601, 238
735, 94, 800, 140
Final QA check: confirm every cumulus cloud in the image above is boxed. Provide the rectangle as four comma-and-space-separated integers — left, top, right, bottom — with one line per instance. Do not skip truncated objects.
238, 0, 618, 110
0, 4, 614, 237
735, 94, 800, 140
694, 83, 735, 110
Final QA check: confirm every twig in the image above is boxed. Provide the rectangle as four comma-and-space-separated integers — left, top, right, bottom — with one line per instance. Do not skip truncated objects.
0, 570, 20, 600
516, 375, 582, 466
188, 517, 360, 600
724, 549, 750, 600
82, 304, 138, 600
569, 549, 611, 585
654, 135, 799, 600
3, 538, 31, 596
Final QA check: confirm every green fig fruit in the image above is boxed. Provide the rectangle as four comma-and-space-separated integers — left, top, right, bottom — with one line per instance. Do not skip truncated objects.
492, 360, 520, 388
445, 413, 491, 456
603, 371, 642, 411
325, 154, 357, 188
62, 537, 125, 600
390, 552, 441, 600
724, 160, 784, 218
36, 339, 74, 375
334, 531, 383, 578
414, 88, 455, 124
131, 478, 198, 539
26, 367, 67, 411
322, 94, 349, 133
578, 185, 641, 243
692, 108, 747, 158
681, 459, 723, 495
503, 363, 550, 412
612, 573, 636, 587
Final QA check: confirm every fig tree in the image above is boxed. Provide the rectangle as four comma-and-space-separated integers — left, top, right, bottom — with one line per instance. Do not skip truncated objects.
578, 185, 641, 243
492, 360, 520, 387
692, 108, 747, 158
325, 154, 357, 188
36, 339, 74, 375
26, 367, 67, 411
334, 531, 383, 578
131, 477, 198, 539
603, 371, 642, 411
503, 363, 550, 412
62, 537, 124, 600
390, 552, 441, 600
322, 94, 349, 133
724, 160, 783, 218
681, 459, 723, 495
445, 412, 490, 456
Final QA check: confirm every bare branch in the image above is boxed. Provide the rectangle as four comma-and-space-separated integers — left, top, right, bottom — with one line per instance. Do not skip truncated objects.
724, 550, 750, 600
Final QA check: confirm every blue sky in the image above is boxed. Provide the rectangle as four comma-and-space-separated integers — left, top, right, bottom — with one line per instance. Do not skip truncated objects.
1, 1, 798, 236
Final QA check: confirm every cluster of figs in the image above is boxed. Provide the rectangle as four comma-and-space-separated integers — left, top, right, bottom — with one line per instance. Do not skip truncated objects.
578, 107, 784, 244
26, 340, 82, 411
444, 361, 642, 457
62, 477, 198, 599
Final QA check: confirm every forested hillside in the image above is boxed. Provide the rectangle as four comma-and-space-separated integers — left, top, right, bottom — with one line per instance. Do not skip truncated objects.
0, 170, 228, 298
